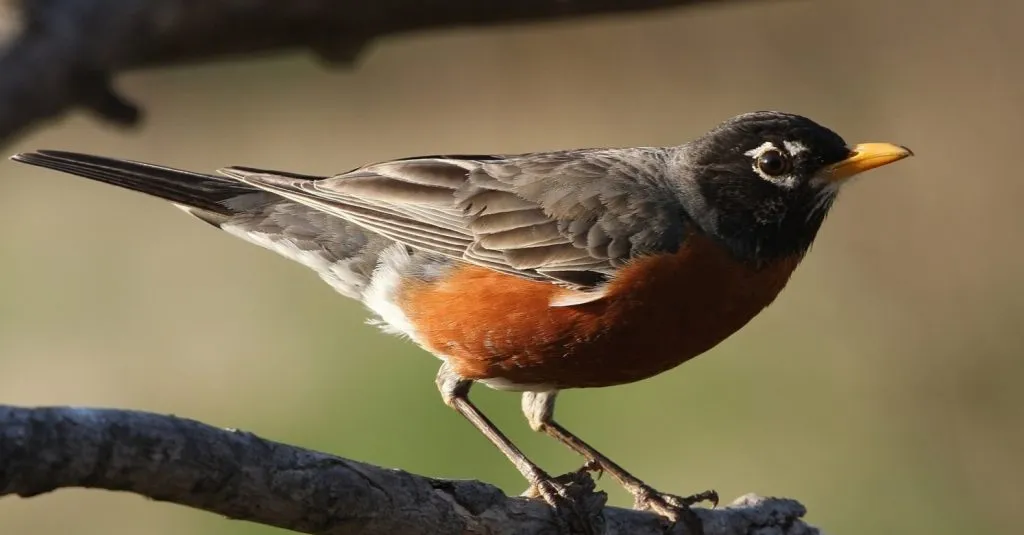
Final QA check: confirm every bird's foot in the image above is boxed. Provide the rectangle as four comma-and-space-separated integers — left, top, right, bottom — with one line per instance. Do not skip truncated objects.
522, 470, 606, 534
632, 485, 718, 535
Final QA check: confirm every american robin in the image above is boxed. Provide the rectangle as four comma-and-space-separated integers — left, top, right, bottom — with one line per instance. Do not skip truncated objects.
11, 111, 912, 531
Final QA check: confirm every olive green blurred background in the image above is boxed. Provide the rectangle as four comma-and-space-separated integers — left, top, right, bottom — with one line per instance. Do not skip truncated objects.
1, 1, 1022, 534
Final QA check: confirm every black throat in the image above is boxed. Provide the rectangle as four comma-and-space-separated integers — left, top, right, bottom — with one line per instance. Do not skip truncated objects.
680, 183, 837, 267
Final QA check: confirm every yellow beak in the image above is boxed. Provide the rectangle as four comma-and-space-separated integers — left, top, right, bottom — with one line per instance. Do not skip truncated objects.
823, 142, 914, 183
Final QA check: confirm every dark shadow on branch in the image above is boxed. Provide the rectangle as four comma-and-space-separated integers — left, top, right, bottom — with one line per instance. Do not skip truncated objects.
0, 0, 764, 146
0, 405, 819, 535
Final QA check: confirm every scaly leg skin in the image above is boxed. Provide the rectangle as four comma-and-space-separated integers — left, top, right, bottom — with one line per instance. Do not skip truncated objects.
523, 391, 718, 535
436, 364, 602, 535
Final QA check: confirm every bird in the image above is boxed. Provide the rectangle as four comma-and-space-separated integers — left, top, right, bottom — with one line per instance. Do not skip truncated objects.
11, 111, 912, 532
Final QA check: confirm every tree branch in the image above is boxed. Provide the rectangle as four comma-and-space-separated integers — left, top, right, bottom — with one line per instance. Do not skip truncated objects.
0, 0, 762, 147
0, 405, 819, 535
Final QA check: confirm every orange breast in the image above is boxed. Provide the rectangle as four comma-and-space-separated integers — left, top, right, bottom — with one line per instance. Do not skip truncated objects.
399, 233, 802, 389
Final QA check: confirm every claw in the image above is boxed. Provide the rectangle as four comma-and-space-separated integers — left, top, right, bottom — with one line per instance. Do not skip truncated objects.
523, 473, 606, 535
632, 485, 717, 535
689, 489, 720, 509
660, 489, 719, 509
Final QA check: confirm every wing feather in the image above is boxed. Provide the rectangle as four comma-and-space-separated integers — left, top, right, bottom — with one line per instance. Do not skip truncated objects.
221, 148, 689, 291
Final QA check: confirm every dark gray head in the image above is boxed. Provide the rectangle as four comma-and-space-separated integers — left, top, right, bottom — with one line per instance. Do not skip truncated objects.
674, 111, 912, 263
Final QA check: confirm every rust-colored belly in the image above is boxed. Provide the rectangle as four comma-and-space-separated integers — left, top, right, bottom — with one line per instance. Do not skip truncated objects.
400, 234, 802, 389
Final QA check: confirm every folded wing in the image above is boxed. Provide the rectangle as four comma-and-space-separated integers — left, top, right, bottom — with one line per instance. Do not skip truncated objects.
222, 148, 689, 291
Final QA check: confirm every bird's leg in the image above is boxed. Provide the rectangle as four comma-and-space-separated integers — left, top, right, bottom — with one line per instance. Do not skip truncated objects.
436, 364, 602, 534
522, 391, 718, 533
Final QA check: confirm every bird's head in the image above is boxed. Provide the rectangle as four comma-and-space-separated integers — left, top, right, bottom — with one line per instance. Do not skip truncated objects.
676, 111, 913, 263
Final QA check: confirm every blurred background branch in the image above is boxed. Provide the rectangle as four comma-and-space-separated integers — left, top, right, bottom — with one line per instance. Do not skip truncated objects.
0, 0, 758, 147
0, 405, 816, 535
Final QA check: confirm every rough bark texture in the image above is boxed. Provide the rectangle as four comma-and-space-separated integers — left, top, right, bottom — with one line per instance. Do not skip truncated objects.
0, 405, 819, 535
0, 0, 759, 147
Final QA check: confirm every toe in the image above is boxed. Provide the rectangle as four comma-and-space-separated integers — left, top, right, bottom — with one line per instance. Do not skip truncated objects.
631, 486, 713, 535
530, 478, 605, 535
664, 489, 719, 509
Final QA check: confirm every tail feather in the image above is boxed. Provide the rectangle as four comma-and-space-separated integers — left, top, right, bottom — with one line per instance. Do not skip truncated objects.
10, 150, 256, 216
9, 149, 408, 300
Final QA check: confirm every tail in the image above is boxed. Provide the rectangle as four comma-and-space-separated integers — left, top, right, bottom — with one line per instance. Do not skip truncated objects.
10, 149, 397, 300
10, 150, 263, 225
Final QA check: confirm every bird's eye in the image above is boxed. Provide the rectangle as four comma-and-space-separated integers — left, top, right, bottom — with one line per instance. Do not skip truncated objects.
756, 150, 791, 176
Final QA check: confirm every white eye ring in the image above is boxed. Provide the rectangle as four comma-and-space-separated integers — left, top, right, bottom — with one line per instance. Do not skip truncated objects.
744, 141, 798, 188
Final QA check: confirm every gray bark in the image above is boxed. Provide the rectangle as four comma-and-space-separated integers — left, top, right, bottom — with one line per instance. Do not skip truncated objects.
0, 405, 819, 535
